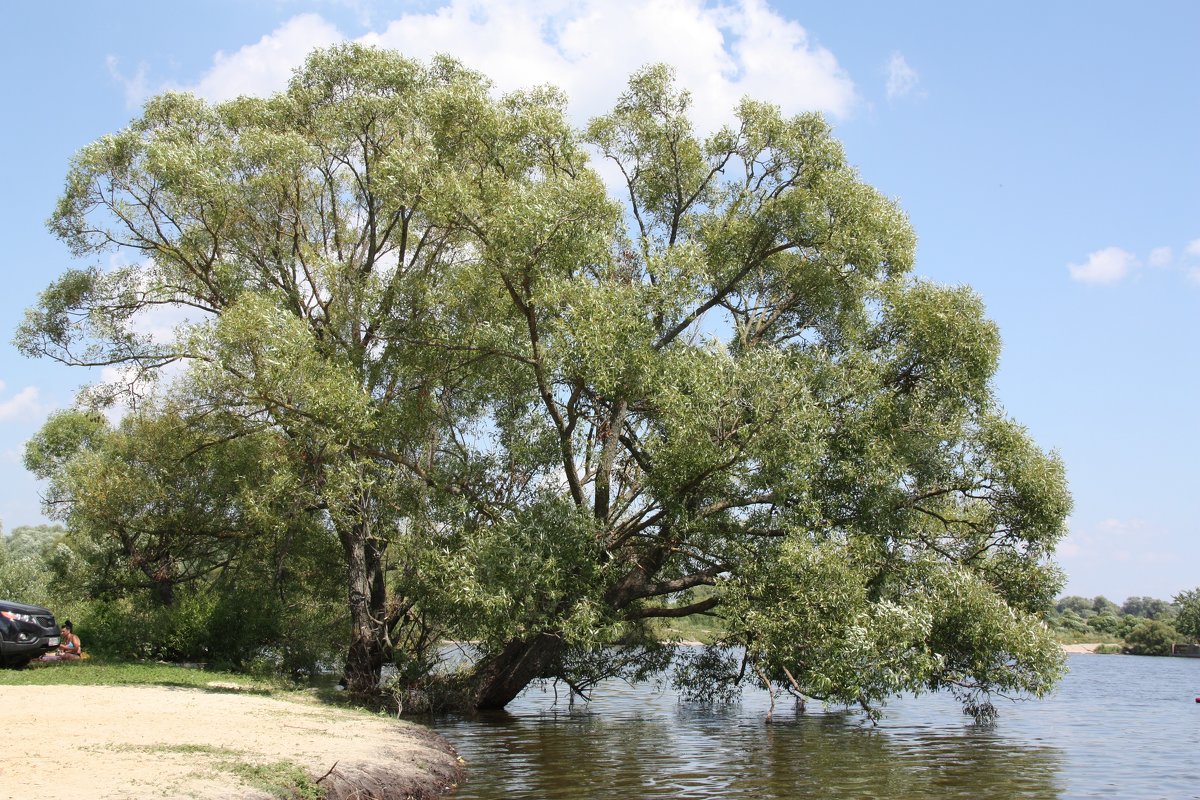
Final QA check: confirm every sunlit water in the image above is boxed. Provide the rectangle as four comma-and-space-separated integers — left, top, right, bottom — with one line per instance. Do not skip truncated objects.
433, 654, 1200, 799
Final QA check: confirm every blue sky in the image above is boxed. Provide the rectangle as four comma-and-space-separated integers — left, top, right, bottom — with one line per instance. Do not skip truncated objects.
2, 1, 1197, 602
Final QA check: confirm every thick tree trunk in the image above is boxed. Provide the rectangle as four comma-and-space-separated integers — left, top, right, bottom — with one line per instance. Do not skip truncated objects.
469, 633, 565, 710
466, 557, 669, 709
341, 519, 390, 694
148, 576, 175, 607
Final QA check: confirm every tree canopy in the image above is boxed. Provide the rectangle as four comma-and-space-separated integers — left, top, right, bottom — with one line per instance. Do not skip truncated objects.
18, 44, 1070, 714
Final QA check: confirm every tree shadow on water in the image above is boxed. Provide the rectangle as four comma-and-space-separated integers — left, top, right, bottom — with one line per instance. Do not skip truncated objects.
443, 701, 1064, 800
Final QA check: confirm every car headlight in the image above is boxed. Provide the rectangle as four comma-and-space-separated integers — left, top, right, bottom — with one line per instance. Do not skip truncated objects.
1, 610, 36, 623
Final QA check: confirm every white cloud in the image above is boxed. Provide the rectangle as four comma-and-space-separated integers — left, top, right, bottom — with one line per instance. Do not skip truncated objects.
107, 14, 344, 107
1067, 246, 1137, 285
1070, 240, 1200, 286
0, 384, 42, 423
364, 0, 856, 129
105, 55, 151, 110
885, 51, 920, 100
192, 13, 345, 102
170, 2, 854, 130
1148, 246, 1172, 267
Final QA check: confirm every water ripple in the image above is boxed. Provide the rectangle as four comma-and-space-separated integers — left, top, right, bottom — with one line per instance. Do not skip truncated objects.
435, 654, 1200, 799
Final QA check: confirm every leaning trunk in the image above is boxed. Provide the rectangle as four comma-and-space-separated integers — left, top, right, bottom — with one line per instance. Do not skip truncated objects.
469, 632, 565, 710
468, 560, 665, 709
341, 520, 390, 693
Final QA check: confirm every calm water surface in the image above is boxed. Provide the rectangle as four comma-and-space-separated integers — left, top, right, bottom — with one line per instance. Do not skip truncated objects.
434, 654, 1200, 799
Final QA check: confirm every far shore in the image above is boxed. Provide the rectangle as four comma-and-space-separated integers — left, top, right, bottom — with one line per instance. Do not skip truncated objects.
1061, 642, 1106, 653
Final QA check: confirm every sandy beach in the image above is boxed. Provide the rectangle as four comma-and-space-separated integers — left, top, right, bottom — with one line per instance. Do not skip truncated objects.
0, 684, 463, 799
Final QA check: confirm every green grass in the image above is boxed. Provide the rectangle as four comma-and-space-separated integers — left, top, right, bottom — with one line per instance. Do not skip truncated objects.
652, 614, 728, 644
211, 759, 325, 799
0, 657, 291, 694
1, 656, 399, 720
83, 742, 245, 757
84, 742, 323, 799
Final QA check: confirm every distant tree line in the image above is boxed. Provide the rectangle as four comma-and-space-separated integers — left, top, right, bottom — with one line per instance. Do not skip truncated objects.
1046, 593, 1200, 656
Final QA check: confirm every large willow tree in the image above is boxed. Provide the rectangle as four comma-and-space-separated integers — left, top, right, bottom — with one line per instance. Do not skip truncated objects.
20, 45, 1069, 711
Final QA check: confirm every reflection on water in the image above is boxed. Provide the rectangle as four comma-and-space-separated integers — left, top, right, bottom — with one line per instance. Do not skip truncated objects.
434, 653, 1200, 799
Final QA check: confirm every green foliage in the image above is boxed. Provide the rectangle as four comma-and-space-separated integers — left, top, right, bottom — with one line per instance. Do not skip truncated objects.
1122, 619, 1177, 656
1044, 594, 1180, 644
22, 406, 346, 677
74, 589, 344, 676
1056, 596, 1094, 617
20, 46, 1073, 715
0, 525, 67, 607
1115, 614, 1143, 639
672, 646, 744, 703
1121, 596, 1174, 620
1092, 595, 1120, 615
1057, 610, 1090, 632
422, 497, 614, 647
3, 524, 67, 561
0, 551, 53, 607
1087, 612, 1122, 635
1173, 588, 1200, 641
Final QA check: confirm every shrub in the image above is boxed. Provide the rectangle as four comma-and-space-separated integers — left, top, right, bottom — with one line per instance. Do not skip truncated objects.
1122, 619, 1177, 656
72, 587, 345, 680
1087, 612, 1121, 634
1057, 610, 1090, 633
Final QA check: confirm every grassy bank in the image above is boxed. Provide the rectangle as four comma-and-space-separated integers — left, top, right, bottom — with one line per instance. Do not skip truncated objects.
0, 658, 292, 692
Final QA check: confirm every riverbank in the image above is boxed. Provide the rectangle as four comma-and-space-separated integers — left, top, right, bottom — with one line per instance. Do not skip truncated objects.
0, 683, 463, 799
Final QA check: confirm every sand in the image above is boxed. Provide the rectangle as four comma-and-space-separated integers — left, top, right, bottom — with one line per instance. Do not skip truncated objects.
0, 684, 464, 799
1061, 642, 1103, 653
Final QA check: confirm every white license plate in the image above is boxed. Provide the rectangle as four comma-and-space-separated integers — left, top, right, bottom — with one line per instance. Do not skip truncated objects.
48, 637, 60, 646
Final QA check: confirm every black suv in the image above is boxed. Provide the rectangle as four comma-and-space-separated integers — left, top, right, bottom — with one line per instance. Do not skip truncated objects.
0, 599, 59, 667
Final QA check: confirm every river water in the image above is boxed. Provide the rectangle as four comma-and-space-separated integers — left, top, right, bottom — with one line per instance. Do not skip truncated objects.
434, 653, 1200, 799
